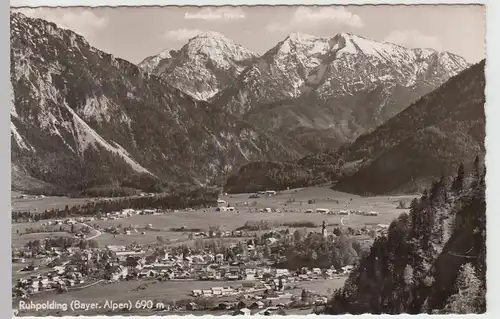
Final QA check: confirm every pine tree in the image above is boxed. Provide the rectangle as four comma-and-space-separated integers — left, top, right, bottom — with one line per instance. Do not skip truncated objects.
444, 263, 485, 313
473, 156, 481, 178
451, 163, 465, 194
480, 166, 486, 187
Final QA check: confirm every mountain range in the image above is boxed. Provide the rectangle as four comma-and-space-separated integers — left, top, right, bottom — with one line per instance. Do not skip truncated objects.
10, 13, 302, 195
141, 31, 468, 152
10, 12, 480, 196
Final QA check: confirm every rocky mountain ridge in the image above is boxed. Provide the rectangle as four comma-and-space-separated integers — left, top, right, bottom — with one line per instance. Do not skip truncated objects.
10, 13, 303, 195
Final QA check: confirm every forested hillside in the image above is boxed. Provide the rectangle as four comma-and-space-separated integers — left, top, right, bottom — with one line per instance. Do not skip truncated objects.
322, 158, 486, 314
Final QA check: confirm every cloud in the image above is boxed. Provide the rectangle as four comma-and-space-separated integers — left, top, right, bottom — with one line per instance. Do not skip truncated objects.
184, 7, 245, 21
13, 8, 107, 37
384, 30, 443, 51
164, 28, 204, 42
266, 7, 364, 32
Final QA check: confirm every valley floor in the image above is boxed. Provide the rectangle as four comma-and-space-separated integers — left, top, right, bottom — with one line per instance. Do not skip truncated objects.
11, 186, 416, 316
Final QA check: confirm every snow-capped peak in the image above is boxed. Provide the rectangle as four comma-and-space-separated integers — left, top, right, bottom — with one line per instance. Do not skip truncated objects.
183, 31, 257, 63
192, 31, 228, 40
286, 32, 318, 43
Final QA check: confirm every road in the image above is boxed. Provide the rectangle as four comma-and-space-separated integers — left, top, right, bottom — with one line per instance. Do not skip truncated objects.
80, 222, 102, 240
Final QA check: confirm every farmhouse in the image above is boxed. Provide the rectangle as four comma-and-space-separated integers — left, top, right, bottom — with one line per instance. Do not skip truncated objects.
316, 208, 330, 214
141, 209, 155, 215
106, 245, 126, 252
217, 199, 227, 207
341, 265, 355, 274
233, 307, 251, 316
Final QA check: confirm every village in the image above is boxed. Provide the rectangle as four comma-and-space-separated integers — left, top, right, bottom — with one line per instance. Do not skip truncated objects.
11, 187, 408, 316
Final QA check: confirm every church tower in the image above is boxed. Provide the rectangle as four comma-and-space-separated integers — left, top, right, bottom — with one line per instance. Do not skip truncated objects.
322, 221, 327, 238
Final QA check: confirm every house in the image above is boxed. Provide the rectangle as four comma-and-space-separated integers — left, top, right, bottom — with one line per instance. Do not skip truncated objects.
186, 302, 198, 311
233, 307, 251, 316
341, 265, 354, 274
314, 296, 328, 305
106, 245, 126, 252
122, 208, 136, 215
215, 253, 224, 263
226, 274, 240, 281
217, 302, 232, 310
274, 269, 289, 277
192, 289, 202, 297
217, 199, 227, 207
265, 238, 278, 245
12, 257, 26, 263
108, 265, 127, 281
249, 301, 265, 309
138, 269, 157, 278
222, 286, 234, 295
316, 208, 330, 214
124, 256, 144, 267
245, 269, 256, 280
236, 301, 247, 309
212, 287, 223, 296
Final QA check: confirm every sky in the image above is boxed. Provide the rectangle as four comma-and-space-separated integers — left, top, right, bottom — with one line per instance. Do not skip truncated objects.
12, 5, 485, 64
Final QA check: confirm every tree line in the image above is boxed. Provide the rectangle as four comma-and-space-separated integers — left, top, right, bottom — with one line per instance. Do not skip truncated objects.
12, 187, 219, 222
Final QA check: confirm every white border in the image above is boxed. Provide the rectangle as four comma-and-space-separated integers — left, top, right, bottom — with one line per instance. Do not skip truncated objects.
4, 1, 498, 319
7, 0, 492, 6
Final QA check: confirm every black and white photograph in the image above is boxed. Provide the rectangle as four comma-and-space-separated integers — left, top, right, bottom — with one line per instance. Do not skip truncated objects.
9, 4, 486, 316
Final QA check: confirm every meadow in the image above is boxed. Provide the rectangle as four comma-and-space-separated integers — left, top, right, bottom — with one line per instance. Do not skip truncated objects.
11, 186, 414, 249
11, 191, 92, 213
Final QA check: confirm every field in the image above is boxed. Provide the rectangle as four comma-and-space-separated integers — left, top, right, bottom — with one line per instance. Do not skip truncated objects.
89, 186, 414, 231
11, 231, 73, 247
11, 191, 91, 213
11, 186, 414, 249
